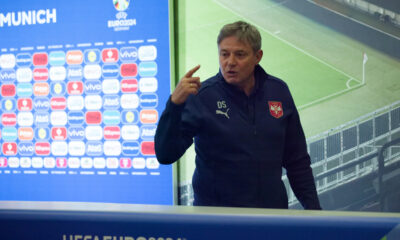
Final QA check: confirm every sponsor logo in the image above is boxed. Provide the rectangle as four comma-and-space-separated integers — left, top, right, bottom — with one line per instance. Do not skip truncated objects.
132, 157, 145, 169
102, 79, 120, 94
33, 52, 48, 66
119, 46, 137, 62
17, 112, 34, 126
121, 125, 139, 140
2, 98, 16, 111
8, 157, 19, 167
2, 113, 17, 126
120, 94, 139, 109
85, 126, 103, 141
138, 61, 157, 77
103, 141, 121, 156
49, 51, 66, 66
146, 157, 159, 169
85, 80, 102, 94
0, 54, 16, 68
34, 112, 50, 125
0, 9, 57, 28
0, 69, 16, 81
1, 84, 16, 97
140, 125, 156, 140
49, 66, 66, 81
93, 157, 106, 169
2, 127, 17, 141
51, 142, 68, 156
121, 79, 138, 93
18, 142, 34, 156
33, 98, 50, 111
102, 64, 119, 78
33, 82, 50, 96
120, 157, 131, 168
66, 50, 83, 65
67, 96, 84, 110
104, 126, 120, 140
85, 111, 102, 124
50, 111, 67, 126
35, 142, 51, 155
102, 95, 119, 109
35, 127, 50, 140
141, 141, 155, 156
44, 157, 56, 168
16, 53, 32, 67
84, 64, 101, 79
17, 98, 33, 111
68, 111, 85, 125
86, 142, 103, 156
81, 157, 94, 168
68, 157, 81, 168
20, 157, 32, 168
140, 93, 158, 108
67, 66, 83, 80
56, 158, 67, 168
139, 77, 158, 93
120, 63, 137, 77
85, 95, 102, 110
68, 127, 85, 140
0, 157, 8, 167
33, 68, 49, 81
16, 67, 33, 82
51, 127, 67, 140
18, 127, 34, 140
16, 83, 33, 97
84, 49, 101, 64
68, 142, 85, 156
103, 110, 120, 125
102, 48, 118, 63
50, 97, 67, 110
268, 101, 283, 119
50, 81, 66, 95
106, 157, 119, 169
67, 81, 84, 95
121, 110, 139, 124
32, 157, 44, 168
138, 45, 157, 61
121, 141, 139, 156
140, 109, 158, 124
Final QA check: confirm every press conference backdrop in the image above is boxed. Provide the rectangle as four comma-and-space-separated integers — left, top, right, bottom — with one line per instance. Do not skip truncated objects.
0, 0, 174, 205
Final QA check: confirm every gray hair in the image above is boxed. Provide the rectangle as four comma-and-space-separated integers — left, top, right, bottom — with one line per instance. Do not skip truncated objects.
217, 21, 261, 52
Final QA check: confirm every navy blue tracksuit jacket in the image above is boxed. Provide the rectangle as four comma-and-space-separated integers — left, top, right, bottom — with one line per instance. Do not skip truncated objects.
155, 65, 321, 209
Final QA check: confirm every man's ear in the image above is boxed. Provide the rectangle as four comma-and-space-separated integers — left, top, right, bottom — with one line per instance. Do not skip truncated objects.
255, 49, 263, 64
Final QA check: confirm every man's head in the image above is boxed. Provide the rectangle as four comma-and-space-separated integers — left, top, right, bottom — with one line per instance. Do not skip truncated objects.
217, 21, 262, 53
217, 21, 263, 94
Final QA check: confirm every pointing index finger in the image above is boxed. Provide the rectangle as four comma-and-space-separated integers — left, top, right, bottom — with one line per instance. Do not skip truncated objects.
184, 65, 201, 78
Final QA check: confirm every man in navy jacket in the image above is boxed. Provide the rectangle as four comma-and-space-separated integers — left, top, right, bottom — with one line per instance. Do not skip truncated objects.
155, 21, 321, 209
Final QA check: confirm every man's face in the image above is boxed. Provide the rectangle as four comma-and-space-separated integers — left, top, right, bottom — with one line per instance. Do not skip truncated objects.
218, 35, 262, 89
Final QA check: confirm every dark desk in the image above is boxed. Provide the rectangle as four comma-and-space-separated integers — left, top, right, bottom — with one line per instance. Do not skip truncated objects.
0, 201, 399, 240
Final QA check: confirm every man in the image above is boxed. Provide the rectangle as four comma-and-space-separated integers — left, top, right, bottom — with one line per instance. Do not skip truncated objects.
155, 21, 321, 209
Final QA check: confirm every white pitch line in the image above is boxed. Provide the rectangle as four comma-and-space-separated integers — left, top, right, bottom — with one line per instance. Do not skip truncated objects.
298, 84, 363, 110
213, 0, 360, 82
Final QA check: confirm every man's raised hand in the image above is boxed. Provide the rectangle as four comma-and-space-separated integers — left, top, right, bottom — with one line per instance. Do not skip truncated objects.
171, 65, 201, 105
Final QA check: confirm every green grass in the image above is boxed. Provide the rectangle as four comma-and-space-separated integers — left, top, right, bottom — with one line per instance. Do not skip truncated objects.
178, 0, 358, 108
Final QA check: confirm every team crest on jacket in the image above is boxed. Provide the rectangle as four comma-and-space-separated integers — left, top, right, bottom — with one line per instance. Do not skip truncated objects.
268, 101, 283, 118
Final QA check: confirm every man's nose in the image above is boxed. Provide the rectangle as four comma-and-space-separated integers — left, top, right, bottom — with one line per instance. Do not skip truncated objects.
227, 54, 237, 65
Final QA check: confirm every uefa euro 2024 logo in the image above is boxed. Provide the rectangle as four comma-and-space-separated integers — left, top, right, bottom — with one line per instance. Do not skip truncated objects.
113, 0, 130, 11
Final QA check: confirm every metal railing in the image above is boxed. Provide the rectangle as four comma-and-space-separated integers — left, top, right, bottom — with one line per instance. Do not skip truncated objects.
286, 100, 400, 205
